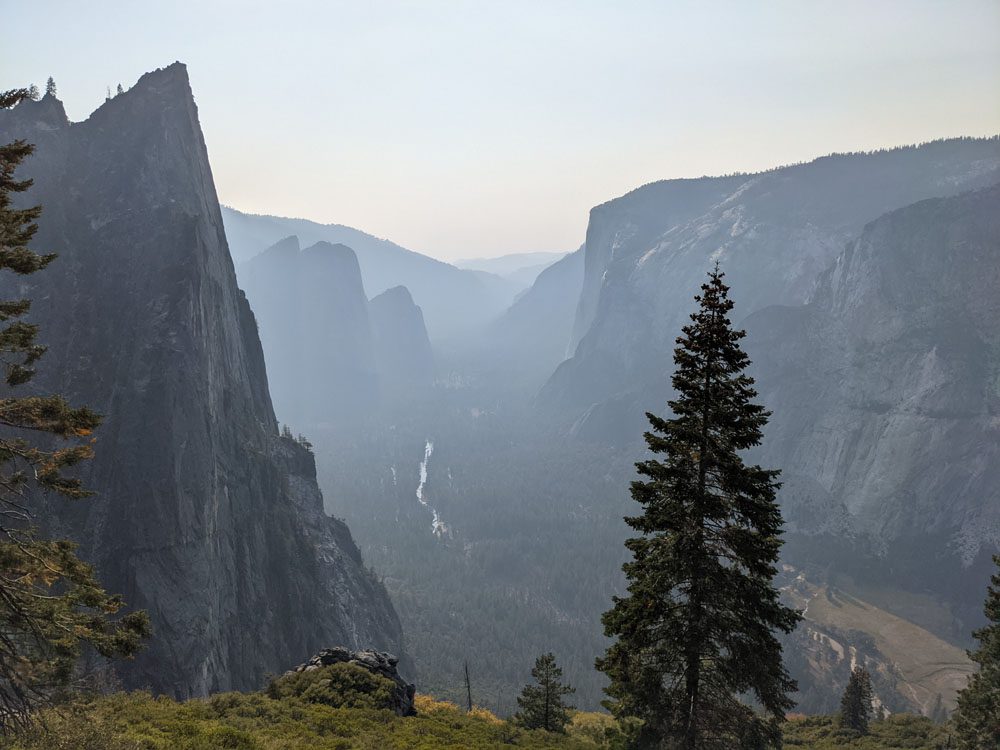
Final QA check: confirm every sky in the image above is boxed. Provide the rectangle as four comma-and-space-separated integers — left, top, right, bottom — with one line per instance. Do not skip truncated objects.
4, 1, 1000, 261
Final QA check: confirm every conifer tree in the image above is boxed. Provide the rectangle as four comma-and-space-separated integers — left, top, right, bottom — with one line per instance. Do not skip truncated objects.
516, 653, 575, 733
954, 555, 1000, 748
596, 265, 801, 749
929, 693, 948, 724
0, 87, 149, 730
839, 665, 874, 734
26, 85, 40, 101
116, 83, 124, 96
44, 77, 56, 98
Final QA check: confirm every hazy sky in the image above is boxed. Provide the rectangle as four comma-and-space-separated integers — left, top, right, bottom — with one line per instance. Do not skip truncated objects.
5, 1, 1000, 260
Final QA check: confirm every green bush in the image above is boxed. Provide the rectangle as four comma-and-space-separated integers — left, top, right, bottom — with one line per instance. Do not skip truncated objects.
266, 663, 396, 712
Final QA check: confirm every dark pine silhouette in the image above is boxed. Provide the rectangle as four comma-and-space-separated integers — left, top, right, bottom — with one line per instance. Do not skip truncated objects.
839, 665, 874, 734
516, 653, 575, 733
954, 555, 1000, 748
597, 265, 801, 749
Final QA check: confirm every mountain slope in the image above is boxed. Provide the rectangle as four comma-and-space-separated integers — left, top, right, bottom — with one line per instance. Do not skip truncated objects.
542, 138, 1000, 435
480, 246, 585, 384
0, 64, 405, 696
747, 184, 1000, 619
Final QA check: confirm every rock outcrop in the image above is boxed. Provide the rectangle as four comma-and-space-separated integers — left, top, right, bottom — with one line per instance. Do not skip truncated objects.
0, 64, 406, 696
287, 647, 416, 716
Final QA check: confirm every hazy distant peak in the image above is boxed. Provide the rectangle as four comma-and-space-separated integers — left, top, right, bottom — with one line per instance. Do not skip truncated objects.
302, 240, 358, 261
456, 251, 568, 275
256, 235, 300, 261
370, 285, 416, 307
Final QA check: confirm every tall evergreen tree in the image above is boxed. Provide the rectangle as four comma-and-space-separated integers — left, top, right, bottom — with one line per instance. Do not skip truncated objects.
516, 653, 575, 733
839, 665, 874, 734
597, 265, 801, 749
954, 555, 1000, 748
44, 77, 56, 98
0, 87, 149, 730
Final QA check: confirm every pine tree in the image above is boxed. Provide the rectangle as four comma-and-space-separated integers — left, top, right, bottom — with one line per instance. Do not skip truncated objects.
26, 84, 40, 101
116, 83, 124, 96
596, 265, 801, 749
839, 666, 874, 734
516, 653, 575, 733
44, 77, 56, 98
464, 660, 473, 712
0, 87, 149, 730
954, 555, 1000, 748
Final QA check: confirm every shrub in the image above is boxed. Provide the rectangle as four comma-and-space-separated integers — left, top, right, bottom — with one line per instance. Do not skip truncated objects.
265, 663, 396, 711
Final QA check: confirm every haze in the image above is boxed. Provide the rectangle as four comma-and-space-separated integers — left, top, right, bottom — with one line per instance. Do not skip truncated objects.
5, 0, 999, 260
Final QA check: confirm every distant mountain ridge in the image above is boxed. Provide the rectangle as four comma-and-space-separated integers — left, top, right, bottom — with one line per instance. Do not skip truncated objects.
455, 251, 569, 288
224, 207, 519, 341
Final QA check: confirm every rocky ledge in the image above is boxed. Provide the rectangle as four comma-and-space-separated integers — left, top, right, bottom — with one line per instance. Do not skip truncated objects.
288, 647, 416, 716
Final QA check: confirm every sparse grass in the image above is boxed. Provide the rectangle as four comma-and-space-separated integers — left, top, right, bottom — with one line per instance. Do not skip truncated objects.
1, 691, 600, 749
807, 586, 973, 712
0, 666, 953, 750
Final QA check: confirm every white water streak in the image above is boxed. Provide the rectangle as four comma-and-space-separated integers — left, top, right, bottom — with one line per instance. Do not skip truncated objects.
415, 440, 448, 536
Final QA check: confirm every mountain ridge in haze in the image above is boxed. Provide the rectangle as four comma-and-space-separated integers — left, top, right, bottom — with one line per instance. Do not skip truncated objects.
224, 207, 520, 341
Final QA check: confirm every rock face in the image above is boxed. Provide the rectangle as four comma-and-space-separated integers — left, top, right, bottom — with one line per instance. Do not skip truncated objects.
542, 138, 1000, 439
746, 184, 1000, 620
240, 237, 380, 426
287, 647, 416, 716
0, 64, 405, 696
369, 285, 435, 393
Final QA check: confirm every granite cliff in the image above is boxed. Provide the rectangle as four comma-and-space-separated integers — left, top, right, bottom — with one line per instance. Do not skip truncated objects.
0, 64, 405, 696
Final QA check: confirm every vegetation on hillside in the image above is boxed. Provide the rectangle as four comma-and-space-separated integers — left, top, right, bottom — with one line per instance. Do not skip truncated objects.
0, 682, 958, 750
